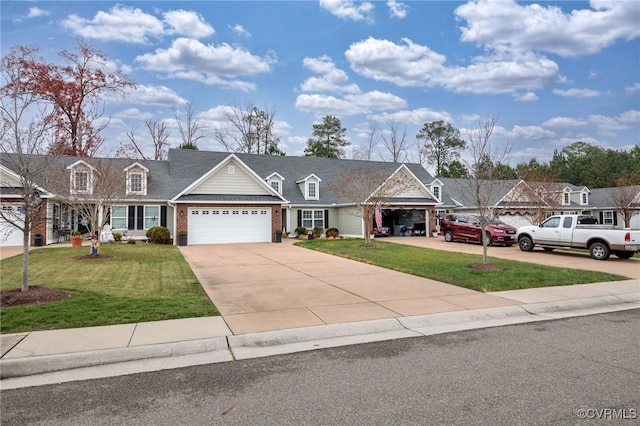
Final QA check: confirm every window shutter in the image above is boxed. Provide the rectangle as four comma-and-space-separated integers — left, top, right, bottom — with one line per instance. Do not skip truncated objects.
160, 206, 167, 227
599, 212, 604, 224
613, 212, 618, 226
137, 206, 144, 229
128, 206, 135, 230
297, 210, 302, 227
324, 209, 329, 228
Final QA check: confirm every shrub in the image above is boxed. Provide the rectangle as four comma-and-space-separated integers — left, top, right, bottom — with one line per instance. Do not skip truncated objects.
127, 239, 136, 245
146, 226, 171, 244
325, 227, 339, 238
294, 226, 307, 237
312, 226, 323, 237
112, 232, 122, 242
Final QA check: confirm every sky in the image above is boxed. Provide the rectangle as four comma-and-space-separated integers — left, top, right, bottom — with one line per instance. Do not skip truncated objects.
1, 0, 639, 170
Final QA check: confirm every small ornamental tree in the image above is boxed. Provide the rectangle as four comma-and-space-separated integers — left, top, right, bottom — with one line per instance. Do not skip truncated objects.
1, 45, 57, 291
328, 166, 413, 246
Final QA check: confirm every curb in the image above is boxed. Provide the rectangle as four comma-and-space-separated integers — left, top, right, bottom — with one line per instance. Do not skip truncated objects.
0, 337, 229, 379
1, 294, 638, 385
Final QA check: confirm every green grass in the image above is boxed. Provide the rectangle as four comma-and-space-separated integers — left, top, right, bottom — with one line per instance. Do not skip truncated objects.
297, 239, 628, 292
0, 244, 218, 334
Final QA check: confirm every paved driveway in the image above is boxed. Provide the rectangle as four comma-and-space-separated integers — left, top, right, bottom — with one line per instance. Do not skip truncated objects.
179, 240, 519, 334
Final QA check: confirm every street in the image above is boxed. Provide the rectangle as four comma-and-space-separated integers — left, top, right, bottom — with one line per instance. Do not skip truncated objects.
1, 310, 639, 425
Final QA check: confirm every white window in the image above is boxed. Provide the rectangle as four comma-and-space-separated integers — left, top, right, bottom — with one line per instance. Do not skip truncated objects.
302, 209, 324, 229
308, 182, 317, 199
270, 180, 280, 193
602, 211, 614, 225
581, 193, 588, 205
563, 192, 570, 205
432, 186, 440, 200
144, 206, 160, 229
111, 206, 127, 229
130, 173, 143, 193
75, 171, 89, 192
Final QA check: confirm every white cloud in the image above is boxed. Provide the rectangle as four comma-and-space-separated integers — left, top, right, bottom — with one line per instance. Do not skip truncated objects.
455, 0, 640, 57
295, 90, 405, 116
589, 110, 640, 132
625, 83, 640, 94
542, 117, 588, 128
319, 0, 375, 23
387, 1, 408, 19
370, 108, 452, 125
230, 24, 251, 37
509, 125, 555, 139
124, 85, 188, 106
62, 6, 165, 43
300, 56, 360, 94
28, 7, 49, 18
163, 10, 215, 39
346, 38, 561, 94
113, 108, 154, 121
458, 114, 480, 124
513, 92, 538, 102
135, 38, 274, 91
553, 88, 601, 98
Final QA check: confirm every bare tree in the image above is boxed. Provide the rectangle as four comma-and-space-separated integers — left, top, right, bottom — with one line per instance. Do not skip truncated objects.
607, 177, 640, 228
1, 45, 57, 291
380, 120, 408, 163
350, 122, 378, 161
513, 168, 561, 225
50, 159, 125, 255
174, 102, 206, 150
328, 166, 413, 246
460, 115, 510, 264
215, 101, 284, 155
118, 119, 171, 160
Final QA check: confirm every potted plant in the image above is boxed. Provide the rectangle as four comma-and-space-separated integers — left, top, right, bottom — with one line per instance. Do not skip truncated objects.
431, 227, 439, 237
274, 229, 283, 243
70, 230, 83, 247
177, 230, 188, 246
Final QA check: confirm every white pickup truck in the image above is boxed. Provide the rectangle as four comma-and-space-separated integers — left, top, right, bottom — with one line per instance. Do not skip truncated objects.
517, 214, 640, 260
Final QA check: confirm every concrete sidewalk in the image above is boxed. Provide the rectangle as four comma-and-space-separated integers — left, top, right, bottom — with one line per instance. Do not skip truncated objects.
1, 279, 638, 389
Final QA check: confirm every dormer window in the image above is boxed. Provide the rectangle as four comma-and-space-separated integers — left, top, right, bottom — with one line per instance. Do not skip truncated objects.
74, 171, 89, 192
270, 180, 280, 193
67, 160, 95, 194
581, 192, 588, 205
130, 173, 143, 193
124, 162, 149, 196
432, 186, 440, 200
308, 182, 317, 199
563, 192, 570, 205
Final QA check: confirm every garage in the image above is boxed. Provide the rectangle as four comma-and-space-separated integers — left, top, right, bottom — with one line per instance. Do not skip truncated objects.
0, 205, 24, 247
187, 207, 272, 244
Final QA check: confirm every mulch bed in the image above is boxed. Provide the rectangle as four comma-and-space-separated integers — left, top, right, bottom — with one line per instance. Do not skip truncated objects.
0, 286, 69, 307
468, 263, 505, 271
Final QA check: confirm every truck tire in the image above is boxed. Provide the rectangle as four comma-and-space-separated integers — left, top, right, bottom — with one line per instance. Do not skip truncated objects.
518, 235, 534, 252
444, 230, 453, 242
614, 251, 635, 259
589, 242, 610, 260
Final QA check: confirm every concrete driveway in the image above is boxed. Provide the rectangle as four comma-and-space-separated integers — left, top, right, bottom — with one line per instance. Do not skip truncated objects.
388, 236, 640, 279
180, 240, 520, 335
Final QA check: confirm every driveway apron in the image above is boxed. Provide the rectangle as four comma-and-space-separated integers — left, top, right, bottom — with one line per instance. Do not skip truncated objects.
180, 240, 519, 335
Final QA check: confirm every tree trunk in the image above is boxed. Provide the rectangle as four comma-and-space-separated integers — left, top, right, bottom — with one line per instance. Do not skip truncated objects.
21, 226, 29, 292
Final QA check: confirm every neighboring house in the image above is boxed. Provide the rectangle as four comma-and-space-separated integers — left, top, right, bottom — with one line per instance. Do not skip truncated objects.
0, 150, 442, 246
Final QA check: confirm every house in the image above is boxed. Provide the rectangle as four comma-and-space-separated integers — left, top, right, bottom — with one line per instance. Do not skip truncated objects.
0, 149, 442, 247
2, 149, 638, 248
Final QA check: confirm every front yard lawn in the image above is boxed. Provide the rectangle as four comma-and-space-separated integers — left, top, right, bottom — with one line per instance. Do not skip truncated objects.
0, 244, 218, 334
298, 239, 628, 291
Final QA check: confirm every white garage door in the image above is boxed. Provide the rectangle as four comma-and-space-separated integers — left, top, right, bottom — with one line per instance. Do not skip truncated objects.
188, 207, 272, 244
0, 205, 25, 247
